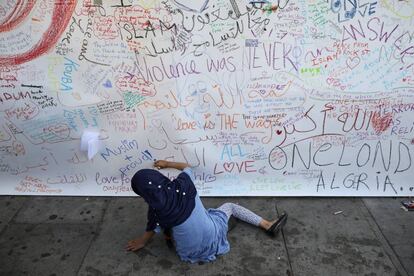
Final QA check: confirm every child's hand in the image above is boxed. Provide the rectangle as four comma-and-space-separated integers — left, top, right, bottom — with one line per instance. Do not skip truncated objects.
125, 237, 146, 252
154, 160, 169, 169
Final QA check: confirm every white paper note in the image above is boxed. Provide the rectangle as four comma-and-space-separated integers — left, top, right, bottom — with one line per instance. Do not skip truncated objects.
80, 130, 102, 160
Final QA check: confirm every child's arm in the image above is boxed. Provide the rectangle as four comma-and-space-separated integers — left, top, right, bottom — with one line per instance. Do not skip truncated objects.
154, 160, 190, 171
126, 231, 155, 251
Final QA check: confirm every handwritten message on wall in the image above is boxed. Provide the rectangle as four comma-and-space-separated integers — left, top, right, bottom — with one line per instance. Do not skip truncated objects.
1, 0, 413, 196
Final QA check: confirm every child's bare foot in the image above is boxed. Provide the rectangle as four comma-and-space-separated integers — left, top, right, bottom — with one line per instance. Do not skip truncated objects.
260, 219, 277, 230
261, 213, 288, 237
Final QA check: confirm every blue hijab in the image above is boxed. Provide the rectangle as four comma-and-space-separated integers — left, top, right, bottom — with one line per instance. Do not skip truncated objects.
131, 169, 197, 230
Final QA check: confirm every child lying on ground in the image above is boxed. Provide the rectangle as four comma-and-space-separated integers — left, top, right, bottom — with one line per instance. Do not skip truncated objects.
126, 160, 288, 263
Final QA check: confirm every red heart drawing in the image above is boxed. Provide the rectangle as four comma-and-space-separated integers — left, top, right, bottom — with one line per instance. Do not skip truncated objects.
371, 112, 392, 134
223, 162, 235, 172
276, 130, 283, 135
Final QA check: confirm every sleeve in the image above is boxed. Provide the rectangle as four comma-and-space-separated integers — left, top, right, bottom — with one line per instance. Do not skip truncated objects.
182, 167, 195, 181
146, 207, 157, 232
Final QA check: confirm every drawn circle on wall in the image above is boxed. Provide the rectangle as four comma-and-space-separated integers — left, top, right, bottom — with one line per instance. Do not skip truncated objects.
0, 0, 77, 66
0, 0, 36, 33
268, 146, 287, 170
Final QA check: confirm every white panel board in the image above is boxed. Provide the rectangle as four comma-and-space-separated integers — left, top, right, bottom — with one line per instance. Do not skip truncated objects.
0, 0, 413, 196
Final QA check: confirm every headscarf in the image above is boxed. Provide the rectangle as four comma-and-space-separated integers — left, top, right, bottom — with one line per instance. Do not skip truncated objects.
131, 169, 197, 230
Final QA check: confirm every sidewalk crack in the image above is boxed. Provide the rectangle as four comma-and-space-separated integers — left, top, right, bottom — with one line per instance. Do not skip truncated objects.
275, 200, 294, 276
360, 198, 409, 276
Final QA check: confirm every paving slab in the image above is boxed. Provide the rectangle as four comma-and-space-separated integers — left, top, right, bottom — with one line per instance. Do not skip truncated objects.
276, 198, 399, 276
363, 198, 414, 274
190, 197, 290, 276
391, 244, 414, 275
13, 197, 110, 224
0, 196, 28, 233
1, 196, 411, 276
77, 197, 290, 276
0, 223, 96, 276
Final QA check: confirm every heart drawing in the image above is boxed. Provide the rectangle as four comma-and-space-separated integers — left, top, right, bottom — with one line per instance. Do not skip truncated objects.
346, 56, 360, 69
371, 112, 392, 134
223, 162, 235, 172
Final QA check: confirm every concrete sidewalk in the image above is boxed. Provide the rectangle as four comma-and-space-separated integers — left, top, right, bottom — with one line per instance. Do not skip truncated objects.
0, 196, 412, 276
